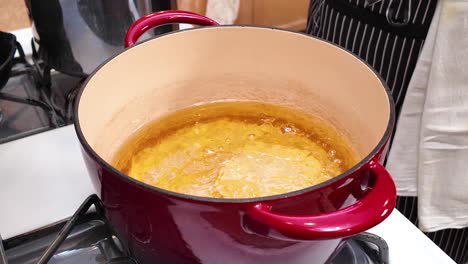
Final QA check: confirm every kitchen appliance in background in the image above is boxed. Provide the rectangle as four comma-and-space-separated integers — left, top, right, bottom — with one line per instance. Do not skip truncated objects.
24, 0, 175, 77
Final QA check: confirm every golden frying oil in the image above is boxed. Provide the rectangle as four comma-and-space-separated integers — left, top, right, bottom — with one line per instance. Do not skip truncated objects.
113, 101, 358, 198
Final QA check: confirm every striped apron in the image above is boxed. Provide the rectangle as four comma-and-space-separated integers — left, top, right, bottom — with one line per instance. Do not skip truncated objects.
307, 0, 468, 262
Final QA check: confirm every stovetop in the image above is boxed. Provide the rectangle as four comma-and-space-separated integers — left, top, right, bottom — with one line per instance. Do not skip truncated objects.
0, 195, 389, 264
0, 38, 390, 264
0, 26, 459, 264
0, 65, 50, 142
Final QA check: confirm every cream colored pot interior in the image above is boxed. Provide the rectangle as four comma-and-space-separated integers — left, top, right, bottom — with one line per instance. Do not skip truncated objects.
77, 26, 390, 165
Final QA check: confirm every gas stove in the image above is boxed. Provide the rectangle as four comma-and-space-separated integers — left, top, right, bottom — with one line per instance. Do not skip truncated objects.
0, 42, 390, 264
0, 37, 392, 264
0, 194, 389, 264
0, 30, 456, 264
0, 45, 390, 264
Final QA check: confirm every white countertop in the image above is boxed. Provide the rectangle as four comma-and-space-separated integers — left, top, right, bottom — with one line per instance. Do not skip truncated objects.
0, 126, 93, 238
0, 125, 456, 263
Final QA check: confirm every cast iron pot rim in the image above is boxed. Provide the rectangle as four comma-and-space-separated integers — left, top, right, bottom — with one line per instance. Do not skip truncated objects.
74, 25, 396, 204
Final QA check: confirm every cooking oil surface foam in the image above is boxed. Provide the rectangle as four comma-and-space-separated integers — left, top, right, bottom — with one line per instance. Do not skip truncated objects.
113, 102, 358, 198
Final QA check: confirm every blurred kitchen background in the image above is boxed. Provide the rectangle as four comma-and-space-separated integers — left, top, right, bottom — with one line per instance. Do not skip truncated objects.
0, 0, 310, 32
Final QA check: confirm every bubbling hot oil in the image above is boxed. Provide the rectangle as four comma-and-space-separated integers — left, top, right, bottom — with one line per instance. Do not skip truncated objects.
113, 102, 358, 198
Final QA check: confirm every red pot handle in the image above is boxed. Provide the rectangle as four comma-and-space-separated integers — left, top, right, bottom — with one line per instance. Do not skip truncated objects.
246, 158, 396, 240
124, 10, 219, 48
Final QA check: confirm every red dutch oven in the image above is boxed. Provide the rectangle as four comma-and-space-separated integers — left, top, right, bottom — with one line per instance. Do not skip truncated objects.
74, 10, 396, 264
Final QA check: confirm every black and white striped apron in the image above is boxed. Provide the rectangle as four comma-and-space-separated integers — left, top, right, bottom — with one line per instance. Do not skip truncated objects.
306, 1, 468, 263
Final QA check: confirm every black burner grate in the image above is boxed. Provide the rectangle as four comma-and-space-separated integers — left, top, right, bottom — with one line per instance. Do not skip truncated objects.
0, 41, 83, 144
0, 195, 136, 264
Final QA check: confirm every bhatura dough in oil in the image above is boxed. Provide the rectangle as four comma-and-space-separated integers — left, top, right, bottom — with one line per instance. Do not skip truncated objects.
113, 102, 358, 198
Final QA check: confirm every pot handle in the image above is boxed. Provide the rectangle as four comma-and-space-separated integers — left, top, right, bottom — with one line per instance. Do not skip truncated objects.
125, 10, 219, 48
246, 158, 396, 240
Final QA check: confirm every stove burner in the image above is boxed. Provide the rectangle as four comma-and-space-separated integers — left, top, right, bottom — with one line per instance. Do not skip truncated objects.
329, 233, 389, 264
0, 194, 390, 264
0, 41, 83, 144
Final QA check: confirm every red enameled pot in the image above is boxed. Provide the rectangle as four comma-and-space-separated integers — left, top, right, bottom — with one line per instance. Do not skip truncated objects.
74, 10, 396, 264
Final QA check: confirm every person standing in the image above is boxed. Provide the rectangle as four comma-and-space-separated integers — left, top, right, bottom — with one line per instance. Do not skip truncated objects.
307, 0, 467, 263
